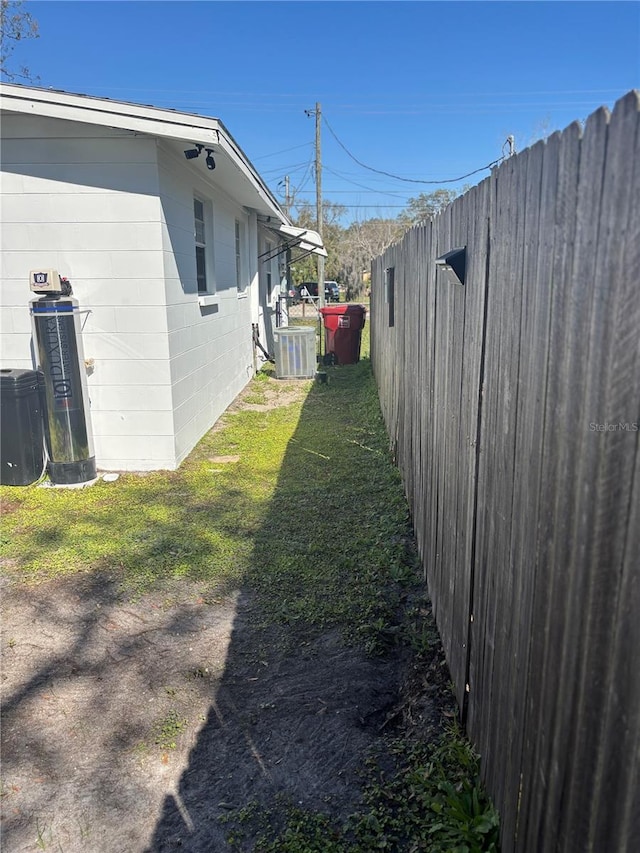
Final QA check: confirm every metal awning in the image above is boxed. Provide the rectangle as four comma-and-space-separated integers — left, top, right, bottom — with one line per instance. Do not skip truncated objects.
259, 223, 327, 262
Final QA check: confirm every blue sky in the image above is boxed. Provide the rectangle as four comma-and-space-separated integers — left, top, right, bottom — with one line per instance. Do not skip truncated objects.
6, 1, 640, 224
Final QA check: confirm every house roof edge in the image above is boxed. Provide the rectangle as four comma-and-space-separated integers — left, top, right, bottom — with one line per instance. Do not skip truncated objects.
0, 82, 289, 224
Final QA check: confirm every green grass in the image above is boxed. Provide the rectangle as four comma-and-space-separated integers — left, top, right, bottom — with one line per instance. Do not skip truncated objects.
0, 321, 410, 648
0, 397, 301, 598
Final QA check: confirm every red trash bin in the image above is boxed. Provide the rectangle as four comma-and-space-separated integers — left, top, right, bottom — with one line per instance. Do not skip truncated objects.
319, 304, 367, 365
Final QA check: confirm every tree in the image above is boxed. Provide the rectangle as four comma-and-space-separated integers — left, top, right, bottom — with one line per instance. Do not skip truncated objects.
290, 200, 346, 285
1, 0, 39, 82
339, 217, 404, 298
398, 188, 460, 226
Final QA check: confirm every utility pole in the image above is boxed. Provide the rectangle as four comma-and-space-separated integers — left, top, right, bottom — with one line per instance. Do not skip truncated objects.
315, 102, 325, 309
307, 102, 325, 309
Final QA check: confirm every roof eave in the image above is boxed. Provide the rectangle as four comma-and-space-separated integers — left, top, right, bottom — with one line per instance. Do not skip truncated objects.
0, 82, 288, 222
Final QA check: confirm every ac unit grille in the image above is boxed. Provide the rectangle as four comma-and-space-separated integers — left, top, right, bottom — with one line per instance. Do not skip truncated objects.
274, 327, 317, 378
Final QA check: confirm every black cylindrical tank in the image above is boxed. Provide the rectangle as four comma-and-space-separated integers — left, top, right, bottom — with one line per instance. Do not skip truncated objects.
30, 295, 96, 485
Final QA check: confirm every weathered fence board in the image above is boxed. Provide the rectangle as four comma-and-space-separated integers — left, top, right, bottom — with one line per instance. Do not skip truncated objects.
518, 117, 585, 853
511, 126, 561, 851
371, 91, 640, 853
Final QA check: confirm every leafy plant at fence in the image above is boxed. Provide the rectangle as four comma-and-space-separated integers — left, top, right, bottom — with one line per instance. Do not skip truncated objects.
346, 724, 500, 852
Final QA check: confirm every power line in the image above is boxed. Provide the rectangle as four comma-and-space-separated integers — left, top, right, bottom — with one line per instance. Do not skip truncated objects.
293, 189, 409, 195
76, 85, 625, 98
252, 141, 313, 161
323, 204, 408, 209
323, 114, 504, 185
294, 161, 314, 194
260, 160, 310, 176
288, 153, 316, 200
323, 165, 410, 198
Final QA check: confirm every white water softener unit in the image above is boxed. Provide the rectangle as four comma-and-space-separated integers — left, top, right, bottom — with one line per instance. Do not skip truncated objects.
29, 270, 97, 485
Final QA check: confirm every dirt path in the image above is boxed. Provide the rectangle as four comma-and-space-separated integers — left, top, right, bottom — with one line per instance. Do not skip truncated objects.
1, 569, 444, 852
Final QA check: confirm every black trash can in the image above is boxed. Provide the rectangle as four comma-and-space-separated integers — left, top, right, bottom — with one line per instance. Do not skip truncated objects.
0, 368, 44, 486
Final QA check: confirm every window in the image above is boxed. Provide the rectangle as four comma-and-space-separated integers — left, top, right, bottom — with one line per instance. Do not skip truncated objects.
235, 218, 247, 294
194, 198, 210, 294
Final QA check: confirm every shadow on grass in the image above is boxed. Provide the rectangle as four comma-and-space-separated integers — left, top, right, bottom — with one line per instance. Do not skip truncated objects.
144, 360, 436, 851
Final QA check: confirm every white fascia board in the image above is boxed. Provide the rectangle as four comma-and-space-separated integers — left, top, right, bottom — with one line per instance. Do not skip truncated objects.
0, 82, 287, 221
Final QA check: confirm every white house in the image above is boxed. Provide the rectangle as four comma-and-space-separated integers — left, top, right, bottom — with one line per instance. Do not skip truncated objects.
0, 83, 325, 471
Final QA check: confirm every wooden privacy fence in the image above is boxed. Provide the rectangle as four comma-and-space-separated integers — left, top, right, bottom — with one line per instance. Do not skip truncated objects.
371, 91, 639, 853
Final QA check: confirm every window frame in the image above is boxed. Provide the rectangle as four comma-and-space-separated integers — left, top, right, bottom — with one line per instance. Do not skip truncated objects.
194, 195, 215, 296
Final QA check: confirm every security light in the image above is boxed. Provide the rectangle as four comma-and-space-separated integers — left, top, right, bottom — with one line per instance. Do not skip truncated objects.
435, 247, 466, 286
205, 149, 216, 171
184, 144, 203, 160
